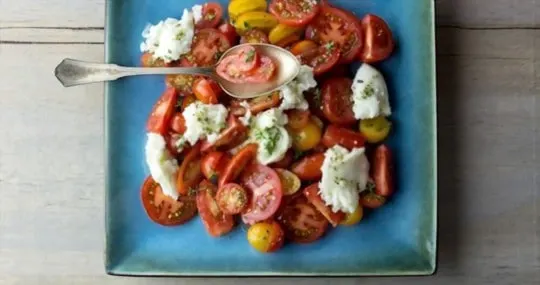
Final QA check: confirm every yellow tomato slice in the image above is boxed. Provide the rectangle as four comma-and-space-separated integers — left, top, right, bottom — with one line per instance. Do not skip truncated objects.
275, 168, 301, 196
359, 116, 392, 143
341, 205, 364, 226
234, 11, 278, 34
228, 0, 268, 24
269, 24, 303, 46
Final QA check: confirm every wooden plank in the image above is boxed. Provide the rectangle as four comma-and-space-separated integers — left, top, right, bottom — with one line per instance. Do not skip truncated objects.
0, 27, 103, 44
0, 0, 539, 28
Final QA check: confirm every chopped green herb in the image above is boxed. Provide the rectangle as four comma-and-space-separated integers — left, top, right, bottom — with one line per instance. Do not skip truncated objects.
175, 30, 186, 40
244, 49, 256, 63
324, 41, 335, 50
214, 51, 224, 61
362, 82, 375, 99
175, 97, 184, 109
253, 127, 281, 154
243, 21, 251, 29
293, 150, 305, 160
205, 13, 216, 21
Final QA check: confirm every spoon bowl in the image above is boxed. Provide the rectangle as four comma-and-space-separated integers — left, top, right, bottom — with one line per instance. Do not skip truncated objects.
54, 43, 301, 99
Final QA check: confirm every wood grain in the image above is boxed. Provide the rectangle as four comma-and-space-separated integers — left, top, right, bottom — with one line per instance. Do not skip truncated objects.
0, 0, 539, 284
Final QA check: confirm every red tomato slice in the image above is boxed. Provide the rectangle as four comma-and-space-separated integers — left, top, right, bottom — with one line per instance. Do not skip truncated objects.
240, 163, 283, 225
291, 152, 325, 181
306, 5, 363, 63
359, 14, 395, 63
201, 151, 230, 184
219, 144, 258, 187
201, 115, 248, 152
216, 183, 249, 215
303, 183, 345, 227
372, 144, 394, 197
360, 180, 386, 209
146, 87, 177, 135
141, 176, 197, 226
165, 59, 196, 95
244, 56, 277, 83
216, 46, 261, 83
278, 196, 329, 243
195, 2, 223, 29
176, 144, 203, 195
322, 124, 365, 150
170, 113, 186, 134
193, 78, 222, 104
196, 180, 235, 237
191, 28, 231, 66
321, 77, 356, 125
218, 22, 239, 46
240, 29, 270, 44
269, 0, 320, 27
297, 43, 340, 75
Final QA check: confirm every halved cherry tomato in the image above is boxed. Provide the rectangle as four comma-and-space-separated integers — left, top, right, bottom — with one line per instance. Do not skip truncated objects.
176, 144, 203, 195
240, 163, 283, 224
303, 183, 345, 227
270, 149, 294, 169
216, 183, 248, 215
286, 109, 311, 130
322, 124, 365, 150
306, 5, 363, 63
269, 0, 320, 27
216, 46, 260, 83
140, 52, 167, 67
321, 77, 356, 124
359, 14, 395, 63
219, 143, 258, 187
291, 152, 325, 181
360, 192, 386, 209
341, 204, 363, 226
191, 28, 231, 66
243, 56, 277, 83
290, 40, 318, 55
141, 176, 197, 226
228, 0, 268, 24
275, 168, 301, 196
170, 113, 186, 134
193, 78, 222, 104
247, 220, 285, 253
218, 22, 239, 46
359, 116, 392, 143
201, 151, 230, 184
240, 29, 270, 44
278, 196, 328, 243
297, 44, 340, 75
195, 2, 223, 29
373, 144, 394, 197
146, 87, 177, 135
231, 92, 281, 116
201, 115, 248, 152
196, 180, 235, 237
290, 119, 322, 152
165, 58, 196, 95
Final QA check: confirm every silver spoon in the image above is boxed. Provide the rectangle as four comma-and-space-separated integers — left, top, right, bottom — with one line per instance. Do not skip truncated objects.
54, 43, 301, 99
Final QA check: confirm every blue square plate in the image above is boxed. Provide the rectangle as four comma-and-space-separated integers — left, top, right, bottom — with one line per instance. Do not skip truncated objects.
105, 0, 437, 276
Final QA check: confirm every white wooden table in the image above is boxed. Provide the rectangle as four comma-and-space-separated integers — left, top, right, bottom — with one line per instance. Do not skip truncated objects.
0, 0, 539, 284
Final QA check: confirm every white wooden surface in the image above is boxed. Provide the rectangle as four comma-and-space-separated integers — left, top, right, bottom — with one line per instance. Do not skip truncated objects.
0, 0, 539, 284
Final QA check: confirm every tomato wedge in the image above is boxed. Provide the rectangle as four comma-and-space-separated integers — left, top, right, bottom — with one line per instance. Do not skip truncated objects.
219, 143, 258, 187
146, 87, 178, 135
321, 124, 365, 150
321, 77, 356, 125
196, 180, 235, 237
191, 28, 231, 66
195, 2, 223, 29
291, 152, 325, 181
269, 0, 320, 27
372, 144, 394, 197
244, 56, 277, 83
297, 44, 340, 76
201, 115, 248, 152
193, 77, 222, 104
303, 183, 345, 227
359, 14, 395, 63
170, 112, 186, 134
269, 149, 293, 169
165, 59, 196, 95
231, 92, 281, 116
141, 176, 197, 226
216, 46, 261, 83
201, 151, 230, 184
140, 52, 167, 67
216, 183, 248, 215
240, 163, 283, 225
306, 5, 363, 63
176, 144, 203, 195
290, 40, 318, 55
278, 196, 329, 243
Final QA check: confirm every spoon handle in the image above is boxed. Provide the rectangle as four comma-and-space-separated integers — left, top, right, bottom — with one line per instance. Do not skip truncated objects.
54, 58, 215, 87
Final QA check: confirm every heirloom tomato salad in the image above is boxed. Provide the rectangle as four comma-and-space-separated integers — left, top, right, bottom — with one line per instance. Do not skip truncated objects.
140, 0, 395, 253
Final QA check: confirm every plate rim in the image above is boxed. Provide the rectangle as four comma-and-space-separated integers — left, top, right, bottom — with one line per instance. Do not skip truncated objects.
103, 0, 438, 276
